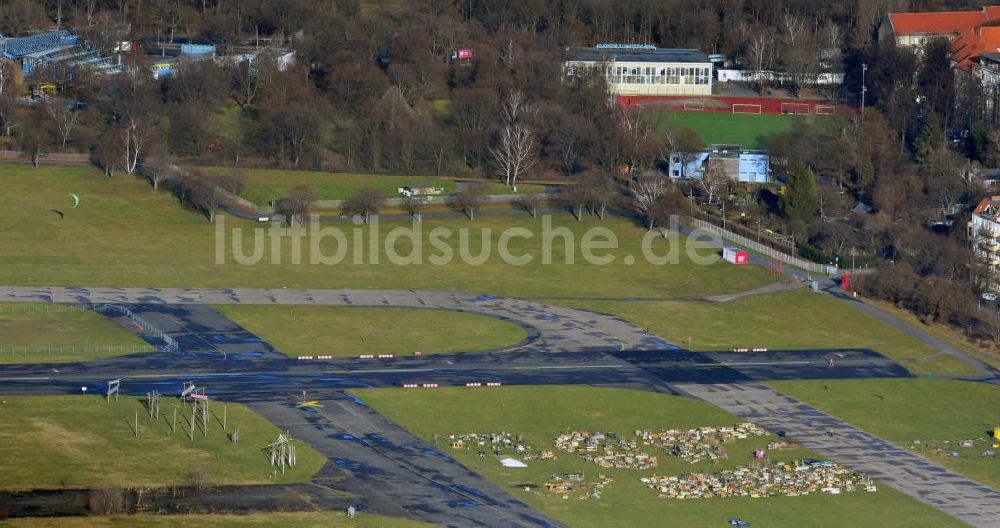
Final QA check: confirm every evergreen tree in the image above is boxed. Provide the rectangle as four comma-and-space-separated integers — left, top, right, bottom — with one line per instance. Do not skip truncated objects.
779, 164, 819, 220
966, 122, 988, 162
914, 113, 944, 162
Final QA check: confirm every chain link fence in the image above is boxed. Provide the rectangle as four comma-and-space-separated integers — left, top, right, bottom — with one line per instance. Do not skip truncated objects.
92, 304, 180, 353
692, 219, 836, 276
0, 303, 89, 313
0, 343, 154, 358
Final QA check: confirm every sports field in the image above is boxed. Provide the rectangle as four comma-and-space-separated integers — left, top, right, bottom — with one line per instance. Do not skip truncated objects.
214, 305, 529, 357
649, 111, 802, 149
355, 385, 963, 528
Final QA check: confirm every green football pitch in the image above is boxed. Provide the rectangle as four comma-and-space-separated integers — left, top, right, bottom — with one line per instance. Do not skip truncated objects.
648, 110, 806, 149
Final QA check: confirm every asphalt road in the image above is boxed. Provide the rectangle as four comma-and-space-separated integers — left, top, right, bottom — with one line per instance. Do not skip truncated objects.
0, 286, 998, 526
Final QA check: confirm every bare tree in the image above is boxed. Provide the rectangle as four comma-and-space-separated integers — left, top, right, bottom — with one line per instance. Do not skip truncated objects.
44, 100, 81, 149
582, 171, 616, 220
499, 88, 527, 125
490, 123, 537, 188
20, 122, 46, 168
341, 187, 385, 223
552, 115, 588, 176
216, 169, 247, 196
490, 89, 537, 188
186, 171, 225, 223
0, 61, 14, 96
697, 162, 730, 206
230, 59, 273, 109
561, 181, 590, 221
747, 29, 773, 93
616, 108, 661, 179
675, 127, 706, 179
423, 126, 452, 176
88, 483, 124, 515
515, 191, 544, 218
95, 129, 119, 177
632, 176, 667, 229
278, 185, 318, 225
782, 13, 808, 50
402, 194, 425, 220
0, 93, 19, 137
115, 117, 151, 174
451, 181, 486, 220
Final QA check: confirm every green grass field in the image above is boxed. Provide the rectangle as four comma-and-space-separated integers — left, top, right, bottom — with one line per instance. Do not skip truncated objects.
0, 396, 324, 489
555, 289, 978, 376
201, 167, 543, 206
354, 386, 963, 528
0, 166, 771, 298
0, 512, 428, 528
649, 111, 803, 149
770, 379, 1000, 492
214, 306, 528, 357
0, 303, 151, 364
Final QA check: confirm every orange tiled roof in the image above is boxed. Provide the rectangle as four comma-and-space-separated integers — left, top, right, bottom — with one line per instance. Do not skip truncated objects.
974, 197, 1000, 219
952, 26, 1000, 70
889, 9, 991, 36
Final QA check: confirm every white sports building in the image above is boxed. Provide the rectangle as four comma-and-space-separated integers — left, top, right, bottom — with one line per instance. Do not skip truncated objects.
563, 44, 712, 96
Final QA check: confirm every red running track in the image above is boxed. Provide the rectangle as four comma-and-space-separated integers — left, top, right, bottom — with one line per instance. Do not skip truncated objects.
618, 95, 855, 116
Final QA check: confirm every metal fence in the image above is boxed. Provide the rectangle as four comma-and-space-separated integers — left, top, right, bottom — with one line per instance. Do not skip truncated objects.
92, 304, 180, 353
0, 343, 154, 358
692, 219, 835, 275
0, 303, 89, 313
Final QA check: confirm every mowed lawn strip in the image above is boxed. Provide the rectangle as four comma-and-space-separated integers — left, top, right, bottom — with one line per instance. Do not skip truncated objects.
353, 385, 963, 528
554, 289, 978, 376
770, 379, 1000, 492
0, 512, 429, 528
0, 396, 324, 489
0, 166, 771, 298
214, 305, 529, 357
201, 167, 544, 205
0, 303, 151, 364
648, 111, 802, 149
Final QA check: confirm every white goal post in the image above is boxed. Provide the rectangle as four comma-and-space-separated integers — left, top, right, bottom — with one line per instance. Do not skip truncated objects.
815, 104, 836, 115
682, 101, 705, 111
732, 103, 762, 114
780, 102, 811, 115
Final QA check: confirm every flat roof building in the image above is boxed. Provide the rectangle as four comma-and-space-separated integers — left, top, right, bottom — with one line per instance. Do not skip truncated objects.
563, 44, 712, 96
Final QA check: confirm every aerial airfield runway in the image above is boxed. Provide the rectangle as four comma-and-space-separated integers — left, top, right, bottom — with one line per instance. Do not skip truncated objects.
1, 286, 999, 527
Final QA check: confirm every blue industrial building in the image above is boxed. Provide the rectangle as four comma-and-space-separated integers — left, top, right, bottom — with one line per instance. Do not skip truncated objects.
0, 29, 120, 91
667, 144, 771, 183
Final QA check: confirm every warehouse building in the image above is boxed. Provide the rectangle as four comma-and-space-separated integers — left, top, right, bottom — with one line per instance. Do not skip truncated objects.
563, 44, 712, 96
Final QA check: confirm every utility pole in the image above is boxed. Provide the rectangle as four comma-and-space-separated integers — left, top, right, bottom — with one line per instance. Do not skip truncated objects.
861, 63, 868, 119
